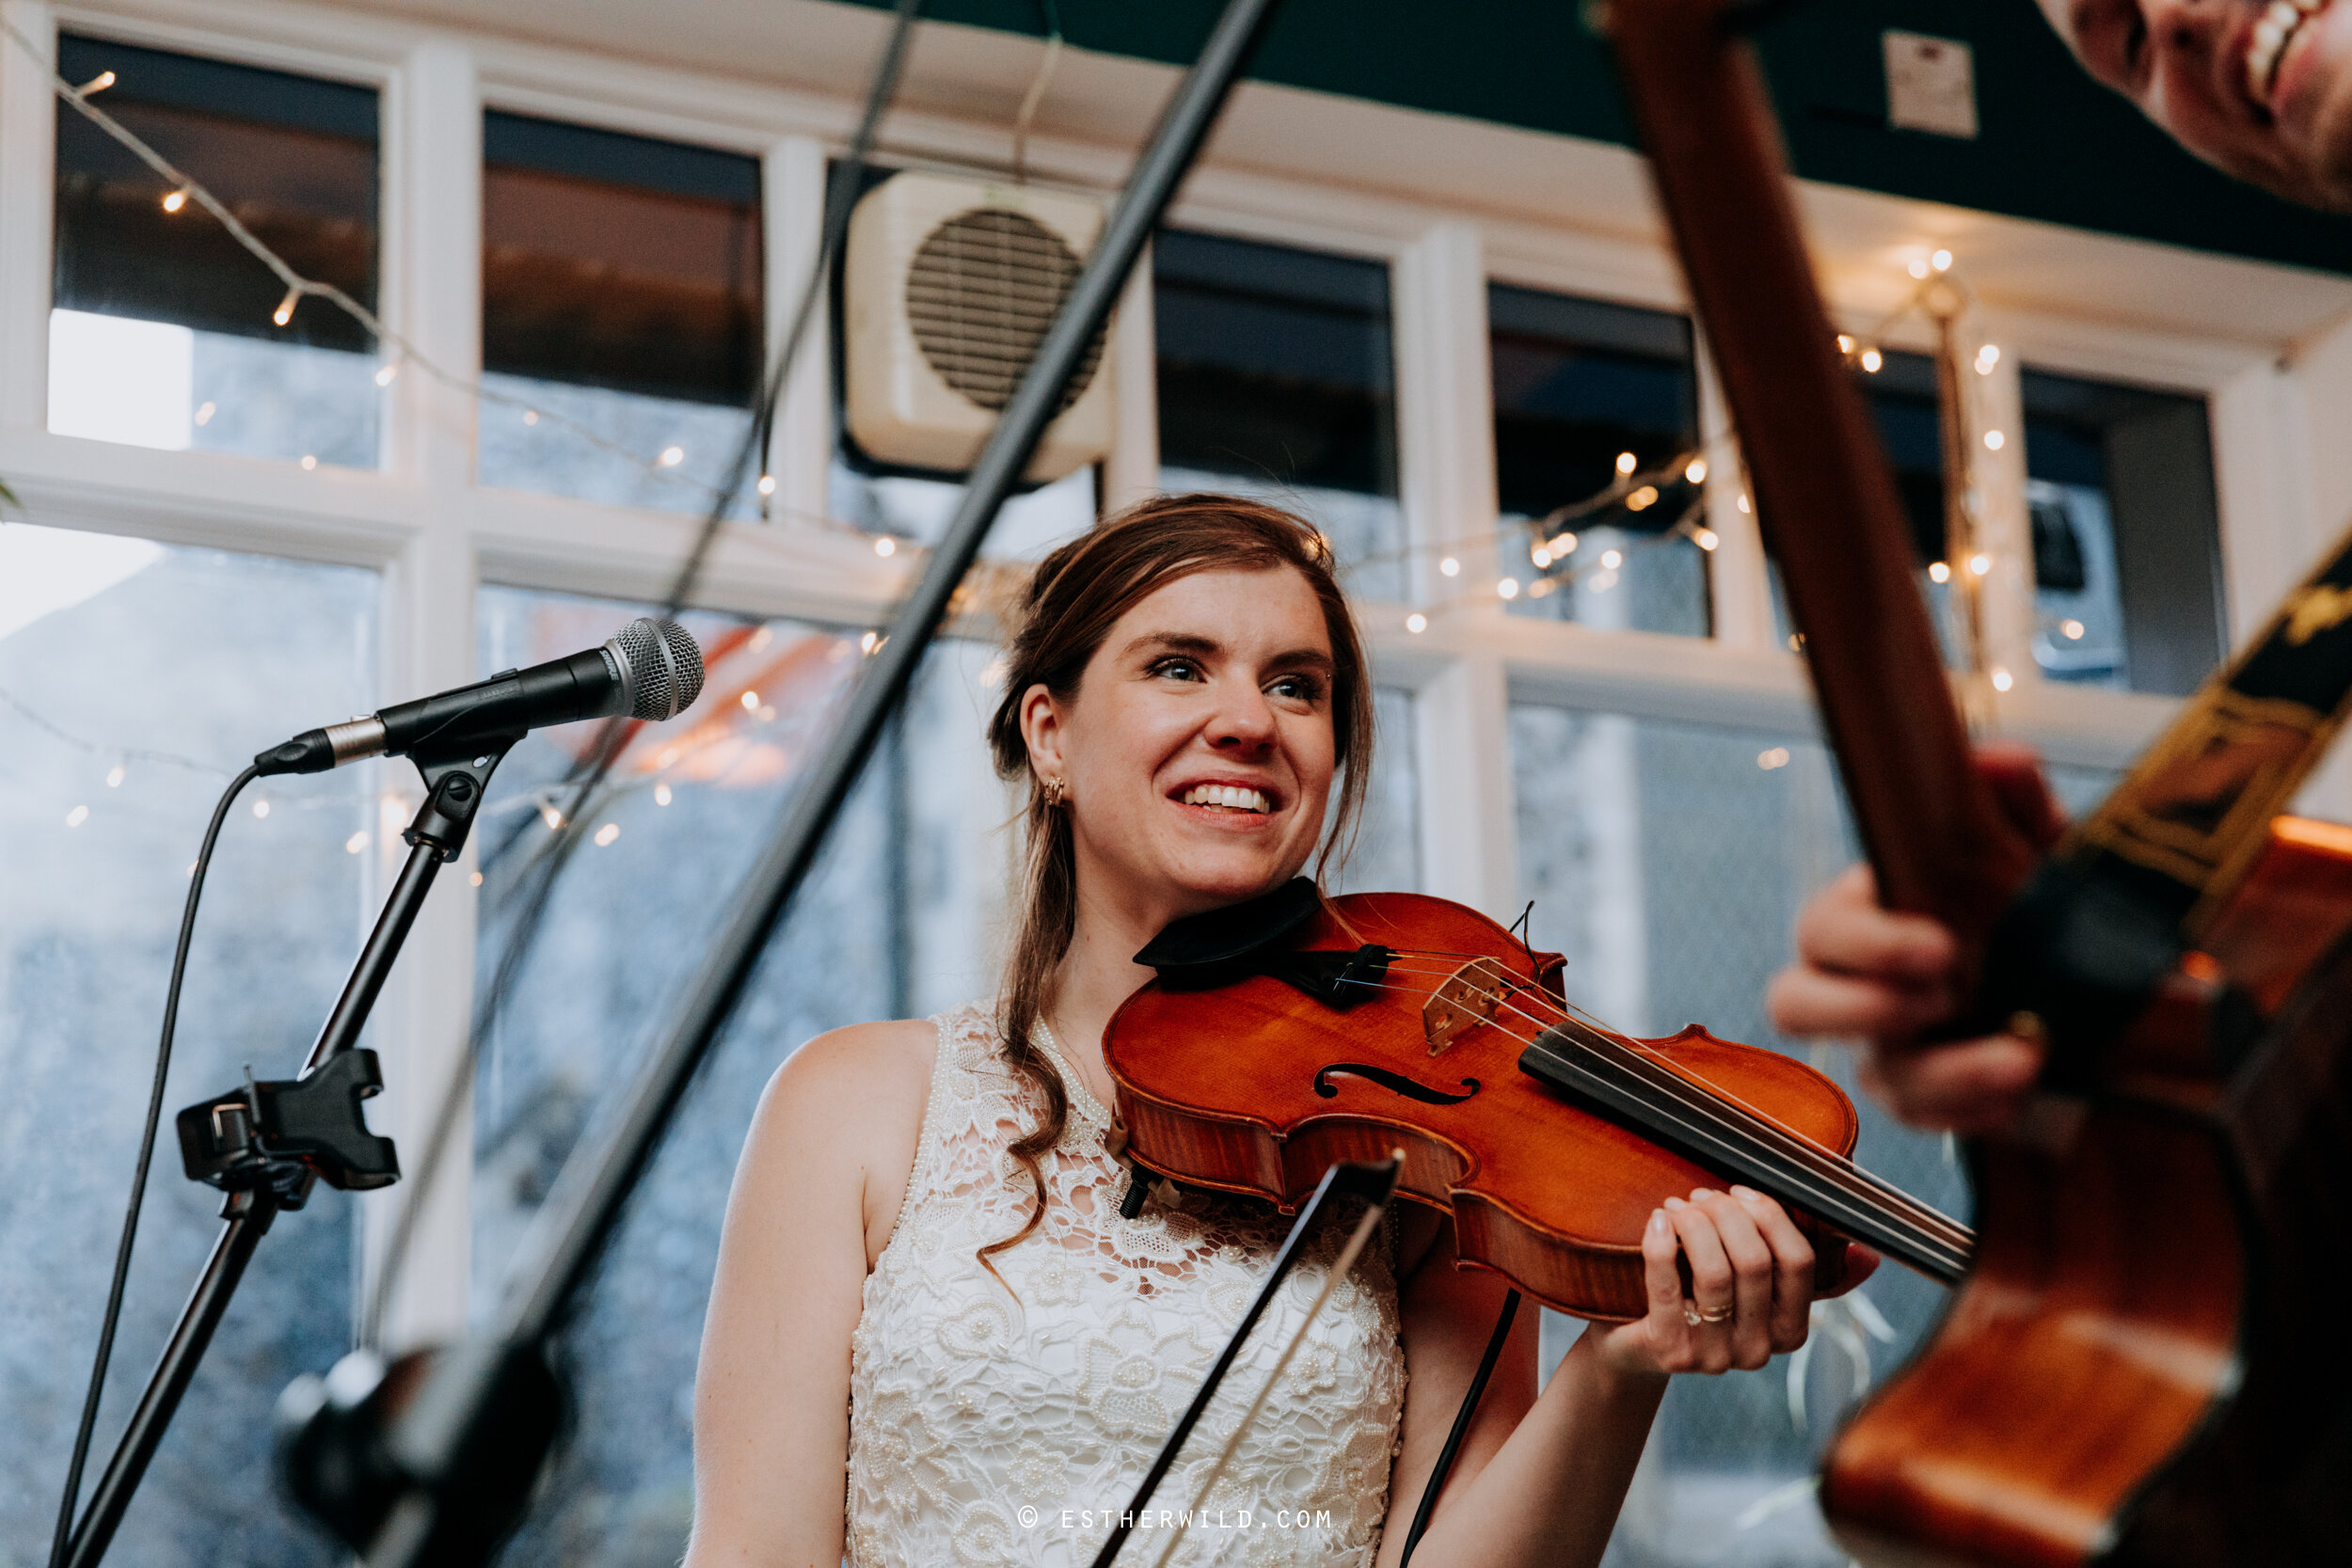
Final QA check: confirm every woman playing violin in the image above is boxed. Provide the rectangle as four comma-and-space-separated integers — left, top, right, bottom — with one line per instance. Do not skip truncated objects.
686, 495, 1877, 1568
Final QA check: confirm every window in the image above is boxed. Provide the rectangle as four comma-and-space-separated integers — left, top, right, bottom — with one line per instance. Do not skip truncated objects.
1154, 230, 1404, 600
2021, 370, 2225, 695
1845, 346, 1969, 663
0, 521, 376, 1566
1331, 689, 1422, 895
472, 589, 1014, 1561
49, 36, 382, 467
478, 114, 763, 516
1488, 285, 1707, 636
1510, 703, 1962, 1565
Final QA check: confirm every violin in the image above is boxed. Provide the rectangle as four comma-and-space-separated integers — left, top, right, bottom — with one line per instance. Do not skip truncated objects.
1611, 1, 2352, 1561
1104, 881, 1971, 1322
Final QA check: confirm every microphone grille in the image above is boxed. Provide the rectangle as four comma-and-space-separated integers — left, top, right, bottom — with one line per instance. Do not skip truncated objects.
611, 617, 707, 721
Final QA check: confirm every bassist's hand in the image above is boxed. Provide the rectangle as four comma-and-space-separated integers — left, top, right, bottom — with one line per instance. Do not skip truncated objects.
1767, 744, 2065, 1132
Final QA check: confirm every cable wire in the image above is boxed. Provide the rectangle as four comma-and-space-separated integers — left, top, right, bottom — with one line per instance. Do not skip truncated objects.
48, 764, 260, 1568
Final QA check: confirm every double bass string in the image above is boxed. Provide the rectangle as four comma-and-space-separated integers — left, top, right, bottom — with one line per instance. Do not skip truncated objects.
1330, 955, 1973, 1277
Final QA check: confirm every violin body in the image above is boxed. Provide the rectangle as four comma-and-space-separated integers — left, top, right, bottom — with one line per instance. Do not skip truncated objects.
1104, 891, 1854, 1321
1826, 819, 2352, 1567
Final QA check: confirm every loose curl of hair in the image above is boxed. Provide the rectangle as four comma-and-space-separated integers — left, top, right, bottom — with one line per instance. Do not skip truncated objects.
977, 494, 1377, 1274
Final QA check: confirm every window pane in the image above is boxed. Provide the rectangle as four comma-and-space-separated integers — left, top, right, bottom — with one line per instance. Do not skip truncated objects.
51, 36, 381, 468
1155, 230, 1405, 599
2022, 371, 2224, 696
479, 114, 762, 516
0, 522, 375, 1566
471, 590, 1010, 1562
1844, 347, 1967, 665
1509, 703, 1961, 1566
1488, 285, 1707, 636
1330, 687, 1422, 895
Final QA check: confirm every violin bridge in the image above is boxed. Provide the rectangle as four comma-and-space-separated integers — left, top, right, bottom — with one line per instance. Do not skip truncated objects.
1423, 958, 1513, 1055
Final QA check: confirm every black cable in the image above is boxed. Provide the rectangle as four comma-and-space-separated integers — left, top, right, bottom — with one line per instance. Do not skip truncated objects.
1399, 1288, 1521, 1568
48, 763, 259, 1568
358, 0, 924, 1348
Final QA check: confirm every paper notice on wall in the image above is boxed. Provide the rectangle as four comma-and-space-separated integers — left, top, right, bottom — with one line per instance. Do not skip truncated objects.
1883, 31, 1978, 140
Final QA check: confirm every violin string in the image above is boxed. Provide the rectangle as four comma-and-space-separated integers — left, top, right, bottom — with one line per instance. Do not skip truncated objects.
1147, 1195, 1391, 1568
1363, 953, 1972, 1246
1329, 966, 1972, 1259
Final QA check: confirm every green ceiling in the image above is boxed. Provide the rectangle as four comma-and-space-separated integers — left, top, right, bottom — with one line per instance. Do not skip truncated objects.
842, 0, 2352, 277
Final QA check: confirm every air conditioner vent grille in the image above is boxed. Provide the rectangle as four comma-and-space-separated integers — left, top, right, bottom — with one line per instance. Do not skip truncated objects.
905, 208, 1104, 415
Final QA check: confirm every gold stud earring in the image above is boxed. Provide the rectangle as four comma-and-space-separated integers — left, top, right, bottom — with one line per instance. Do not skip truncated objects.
1041, 776, 1067, 809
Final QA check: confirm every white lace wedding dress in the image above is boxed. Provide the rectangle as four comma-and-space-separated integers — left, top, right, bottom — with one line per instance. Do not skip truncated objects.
846, 1000, 1406, 1568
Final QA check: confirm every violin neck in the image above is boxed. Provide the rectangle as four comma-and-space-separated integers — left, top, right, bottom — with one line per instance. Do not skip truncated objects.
1518, 1022, 1972, 1286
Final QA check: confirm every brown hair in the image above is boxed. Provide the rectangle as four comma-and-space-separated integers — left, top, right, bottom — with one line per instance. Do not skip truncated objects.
977, 493, 1376, 1270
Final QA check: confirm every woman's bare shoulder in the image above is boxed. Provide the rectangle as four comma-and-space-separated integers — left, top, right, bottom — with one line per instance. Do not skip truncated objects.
744, 1018, 943, 1263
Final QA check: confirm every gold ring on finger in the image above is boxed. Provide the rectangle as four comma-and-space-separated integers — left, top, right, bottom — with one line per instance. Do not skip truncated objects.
1698, 1303, 1735, 1323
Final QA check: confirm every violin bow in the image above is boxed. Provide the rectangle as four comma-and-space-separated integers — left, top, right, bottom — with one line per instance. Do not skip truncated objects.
1088, 1156, 1401, 1568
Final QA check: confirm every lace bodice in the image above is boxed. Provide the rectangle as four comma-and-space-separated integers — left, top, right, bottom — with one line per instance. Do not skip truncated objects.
847, 1000, 1406, 1568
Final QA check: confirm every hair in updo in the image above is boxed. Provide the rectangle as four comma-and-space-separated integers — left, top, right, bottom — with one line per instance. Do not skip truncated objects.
977, 493, 1375, 1268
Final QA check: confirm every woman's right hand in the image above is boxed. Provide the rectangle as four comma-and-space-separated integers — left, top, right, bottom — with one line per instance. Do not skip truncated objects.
1766, 743, 2065, 1133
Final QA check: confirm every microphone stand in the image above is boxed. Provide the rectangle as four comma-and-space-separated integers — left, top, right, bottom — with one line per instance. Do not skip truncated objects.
274, 2, 1292, 1561
59, 742, 517, 1568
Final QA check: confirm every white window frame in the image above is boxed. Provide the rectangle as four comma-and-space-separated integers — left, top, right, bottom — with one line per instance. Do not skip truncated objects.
8, 0, 2351, 1351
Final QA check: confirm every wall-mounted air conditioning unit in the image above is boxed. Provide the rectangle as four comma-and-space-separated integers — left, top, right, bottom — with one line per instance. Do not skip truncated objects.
842, 171, 1114, 483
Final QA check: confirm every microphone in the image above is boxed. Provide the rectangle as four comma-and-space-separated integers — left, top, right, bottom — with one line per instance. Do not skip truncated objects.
255, 617, 705, 777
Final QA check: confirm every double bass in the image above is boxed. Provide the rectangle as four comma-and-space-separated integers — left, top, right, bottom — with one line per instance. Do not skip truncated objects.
1608, 1, 2352, 1562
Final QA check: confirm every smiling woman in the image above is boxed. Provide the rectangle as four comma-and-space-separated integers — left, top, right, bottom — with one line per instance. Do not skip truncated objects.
683, 493, 1869, 1568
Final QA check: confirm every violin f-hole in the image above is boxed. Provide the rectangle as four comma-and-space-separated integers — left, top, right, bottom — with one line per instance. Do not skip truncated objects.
1423, 958, 1513, 1054
1312, 1064, 1480, 1105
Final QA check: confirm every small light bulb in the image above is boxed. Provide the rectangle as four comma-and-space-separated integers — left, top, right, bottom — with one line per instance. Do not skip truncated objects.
1590, 568, 1618, 594
1984, 430, 2006, 451
523, 409, 540, 425
748, 626, 772, 651
1497, 578, 1520, 600
1685, 457, 1708, 484
374, 363, 396, 387
1737, 494, 1751, 514
1969, 553, 1992, 576
1931, 248, 1953, 273
656, 782, 675, 805
253, 800, 270, 818
273, 288, 298, 327
741, 690, 759, 710
1531, 547, 1551, 568
1975, 344, 2001, 374
1438, 556, 1460, 578
1860, 348, 1883, 372
105, 765, 124, 788
1615, 451, 1638, 475
1836, 334, 1855, 354
66, 804, 89, 828
1991, 667, 2014, 691
1929, 561, 1951, 583
161, 188, 186, 214
300, 454, 317, 470
1547, 531, 1578, 557
2062, 619, 2085, 641
345, 831, 369, 854
595, 822, 621, 847
194, 401, 215, 426
1694, 528, 1719, 552
758, 474, 777, 496
79, 71, 115, 95
1626, 484, 1659, 512
861, 630, 880, 654
874, 536, 897, 557
1908, 259, 1931, 279
541, 805, 564, 831
1406, 612, 1427, 634
659, 445, 685, 467
469, 870, 485, 886
1600, 548, 1623, 569
1757, 747, 1790, 770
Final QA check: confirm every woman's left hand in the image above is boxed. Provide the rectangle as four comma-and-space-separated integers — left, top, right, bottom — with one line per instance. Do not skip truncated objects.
1594, 1186, 1880, 1377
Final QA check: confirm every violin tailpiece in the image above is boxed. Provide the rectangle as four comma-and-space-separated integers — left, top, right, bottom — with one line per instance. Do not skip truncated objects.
1423, 958, 1512, 1054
